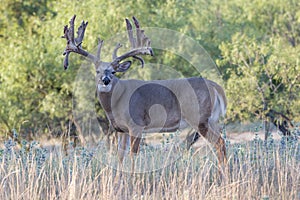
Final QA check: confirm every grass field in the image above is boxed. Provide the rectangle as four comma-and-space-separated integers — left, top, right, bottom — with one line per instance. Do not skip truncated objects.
0, 127, 299, 200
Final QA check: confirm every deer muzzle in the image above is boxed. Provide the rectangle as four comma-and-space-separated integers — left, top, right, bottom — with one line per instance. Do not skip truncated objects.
102, 77, 111, 85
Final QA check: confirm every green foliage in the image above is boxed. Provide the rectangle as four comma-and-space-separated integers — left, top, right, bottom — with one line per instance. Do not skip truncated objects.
0, 0, 299, 136
217, 0, 300, 122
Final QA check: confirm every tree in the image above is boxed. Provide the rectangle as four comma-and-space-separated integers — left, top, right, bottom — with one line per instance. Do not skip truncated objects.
216, 0, 300, 137
0, 0, 298, 140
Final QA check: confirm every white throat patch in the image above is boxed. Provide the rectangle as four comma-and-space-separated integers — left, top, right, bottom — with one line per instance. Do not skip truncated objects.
97, 83, 112, 92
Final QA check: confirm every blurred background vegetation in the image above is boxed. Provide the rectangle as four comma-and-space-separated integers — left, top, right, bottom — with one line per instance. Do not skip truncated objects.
0, 0, 299, 139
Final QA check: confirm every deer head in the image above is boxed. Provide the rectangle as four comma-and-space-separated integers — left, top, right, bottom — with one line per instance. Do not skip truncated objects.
62, 15, 154, 92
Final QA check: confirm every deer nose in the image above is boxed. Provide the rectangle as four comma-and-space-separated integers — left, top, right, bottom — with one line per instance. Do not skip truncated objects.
102, 77, 110, 85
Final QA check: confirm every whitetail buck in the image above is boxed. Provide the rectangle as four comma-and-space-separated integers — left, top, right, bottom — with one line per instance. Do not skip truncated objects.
62, 15, 227, 171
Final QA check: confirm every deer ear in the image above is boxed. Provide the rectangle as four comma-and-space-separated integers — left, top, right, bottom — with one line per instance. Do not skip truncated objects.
116, 61, 132, 72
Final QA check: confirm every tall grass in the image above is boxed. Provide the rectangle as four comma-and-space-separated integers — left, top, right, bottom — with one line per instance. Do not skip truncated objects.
0, 132, 299, 199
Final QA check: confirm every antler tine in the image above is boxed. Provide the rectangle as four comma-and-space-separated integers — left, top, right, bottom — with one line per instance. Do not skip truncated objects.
67, 15, 76, 42
133, 56, 145, 67
62, 15, 99, 70
96, 38, 104, 60
133, 16, 141, 47
62, 15, 76, 69
133, 17, 153, 56
132, 17, 147, 67
126, 18, 136, 49
111, 19, 133, 61
63, 51, 70, 70
111, 17, 153, 68
75, 20, 88, 47
112, 43, 122, 60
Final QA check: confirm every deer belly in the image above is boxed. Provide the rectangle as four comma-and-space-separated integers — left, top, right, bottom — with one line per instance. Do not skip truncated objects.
143, 119, 189, 133
129, 83, 182, 132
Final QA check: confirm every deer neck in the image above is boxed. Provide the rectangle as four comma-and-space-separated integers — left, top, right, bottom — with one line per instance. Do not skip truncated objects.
97, 77, 119, 110
97, 77, 120, 128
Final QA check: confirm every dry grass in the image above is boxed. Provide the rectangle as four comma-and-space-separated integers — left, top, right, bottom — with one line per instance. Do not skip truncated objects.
0, 130, 299, 200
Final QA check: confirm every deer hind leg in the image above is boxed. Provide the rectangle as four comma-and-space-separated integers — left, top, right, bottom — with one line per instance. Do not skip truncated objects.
214, 135, 227, 166
198, 123, 227, 167
186, 132, 201, 150
130, 136, 141, 155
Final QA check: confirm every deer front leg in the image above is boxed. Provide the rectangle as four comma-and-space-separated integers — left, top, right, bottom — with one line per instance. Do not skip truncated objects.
117, 133, 130, 166
113, 133, 129, 192
106, 126, 118, 152
116, 130, 142, 173
130, 135, 141, 173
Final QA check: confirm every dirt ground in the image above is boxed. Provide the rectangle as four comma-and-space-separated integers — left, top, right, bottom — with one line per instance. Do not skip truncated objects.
1, 122, 295, 151
226, 130, 282, 144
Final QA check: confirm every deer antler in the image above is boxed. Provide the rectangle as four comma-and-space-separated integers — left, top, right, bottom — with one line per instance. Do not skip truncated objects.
62, 15, 153, 70
111, 16, 154, 68
62, 15, 103, 69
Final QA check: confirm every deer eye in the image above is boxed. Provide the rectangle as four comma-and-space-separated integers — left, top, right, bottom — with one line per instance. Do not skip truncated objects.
96, 70, 100, 74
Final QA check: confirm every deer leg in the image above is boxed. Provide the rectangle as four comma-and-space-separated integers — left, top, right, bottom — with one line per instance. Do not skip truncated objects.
198, 123, 227, 167
113, 133, 130, 192
130, 136, 141, 154
117, 133, 130, 165
129, 135, 141, 174
106, 128, 118, 152
186, 132, 201, 150
106, 126, 113, 151
214, 135, 227, 166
